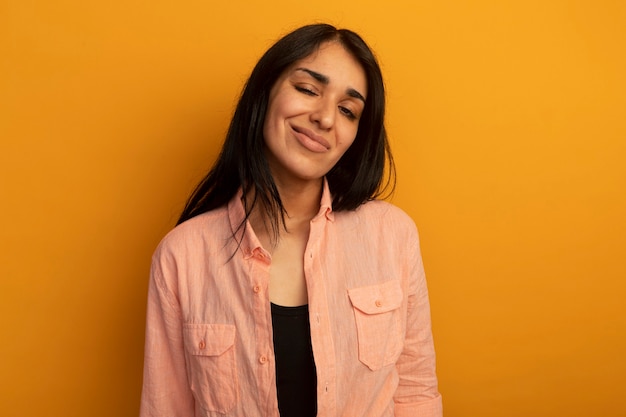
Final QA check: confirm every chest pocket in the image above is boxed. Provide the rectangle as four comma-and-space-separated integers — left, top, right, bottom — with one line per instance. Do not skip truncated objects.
348, 280, 404, 371
183, 323, 238, 414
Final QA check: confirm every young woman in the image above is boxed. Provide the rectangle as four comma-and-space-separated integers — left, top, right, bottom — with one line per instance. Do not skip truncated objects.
140, 24, 442, 417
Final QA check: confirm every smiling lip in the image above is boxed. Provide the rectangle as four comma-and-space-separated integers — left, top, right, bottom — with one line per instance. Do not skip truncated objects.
291, 125, 331, 153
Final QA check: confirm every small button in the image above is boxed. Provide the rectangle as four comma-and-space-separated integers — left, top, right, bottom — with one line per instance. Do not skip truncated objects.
259, 355, 268, 364
198, 340, 206, 350
375, 300, 382, 307
253, 285, 261, 293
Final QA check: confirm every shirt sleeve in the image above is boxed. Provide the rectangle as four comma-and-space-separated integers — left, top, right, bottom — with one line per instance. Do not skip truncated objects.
140, 246, 195, 417
393, 228, 443, 417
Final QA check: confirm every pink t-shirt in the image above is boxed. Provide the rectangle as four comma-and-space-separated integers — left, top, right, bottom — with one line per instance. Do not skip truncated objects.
140, 181, 442, 417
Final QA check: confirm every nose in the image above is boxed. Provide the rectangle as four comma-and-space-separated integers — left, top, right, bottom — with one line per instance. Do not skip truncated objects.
310, 97, 335, 130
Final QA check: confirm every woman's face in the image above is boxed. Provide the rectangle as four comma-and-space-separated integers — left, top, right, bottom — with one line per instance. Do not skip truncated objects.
263, 41, 367, 186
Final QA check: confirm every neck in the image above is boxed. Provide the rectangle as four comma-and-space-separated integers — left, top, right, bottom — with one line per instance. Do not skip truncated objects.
246, 177, 323, 247
274, 177, 323, 224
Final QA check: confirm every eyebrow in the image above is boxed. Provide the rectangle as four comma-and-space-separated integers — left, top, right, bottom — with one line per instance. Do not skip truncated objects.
295, 67, 366, 103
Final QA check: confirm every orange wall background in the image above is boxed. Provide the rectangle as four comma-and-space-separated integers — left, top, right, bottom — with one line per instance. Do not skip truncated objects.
2, 1, 625, 416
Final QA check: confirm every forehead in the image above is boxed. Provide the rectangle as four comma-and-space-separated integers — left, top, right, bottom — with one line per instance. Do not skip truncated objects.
285, 42, 367, 95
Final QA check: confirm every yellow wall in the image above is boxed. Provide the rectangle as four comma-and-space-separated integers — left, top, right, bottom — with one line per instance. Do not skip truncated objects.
2, 1, 625, 416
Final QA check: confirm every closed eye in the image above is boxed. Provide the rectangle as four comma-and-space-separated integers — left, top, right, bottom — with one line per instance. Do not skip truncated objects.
339, 106, 357, 120
295, 85, 317, 96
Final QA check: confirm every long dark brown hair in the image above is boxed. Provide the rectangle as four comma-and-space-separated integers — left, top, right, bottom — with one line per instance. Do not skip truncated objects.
177, 24, 395, 239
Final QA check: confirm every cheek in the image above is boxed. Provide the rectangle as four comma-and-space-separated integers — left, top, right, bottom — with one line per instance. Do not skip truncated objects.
337, 123, 360, 150
264, 96, 291, 135
263, 100, 281, 143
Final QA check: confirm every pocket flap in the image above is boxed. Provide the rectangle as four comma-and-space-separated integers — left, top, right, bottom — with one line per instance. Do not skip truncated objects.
183, 323, 236, 356
348, 280, 403, 315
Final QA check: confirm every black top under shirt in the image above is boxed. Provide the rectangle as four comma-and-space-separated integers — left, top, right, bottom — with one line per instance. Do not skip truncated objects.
271, 303, 317, 417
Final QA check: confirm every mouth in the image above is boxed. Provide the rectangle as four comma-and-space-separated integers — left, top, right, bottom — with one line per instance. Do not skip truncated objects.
291, 125, 331, 152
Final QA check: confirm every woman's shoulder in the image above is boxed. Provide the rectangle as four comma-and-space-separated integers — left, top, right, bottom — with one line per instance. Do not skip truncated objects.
336, 199, 419, 240
355, 199, 416, 226
154, 206, 231, 256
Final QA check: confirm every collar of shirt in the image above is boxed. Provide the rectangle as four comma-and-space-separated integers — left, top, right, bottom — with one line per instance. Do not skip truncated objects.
226, 178, 334, 260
